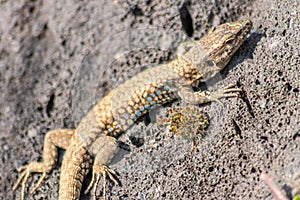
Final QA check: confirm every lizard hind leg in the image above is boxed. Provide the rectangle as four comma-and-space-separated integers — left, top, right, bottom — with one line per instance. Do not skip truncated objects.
13, 129, 74, 200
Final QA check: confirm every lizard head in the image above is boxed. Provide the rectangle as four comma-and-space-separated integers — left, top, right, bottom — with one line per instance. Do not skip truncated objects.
199, 19, 253, 70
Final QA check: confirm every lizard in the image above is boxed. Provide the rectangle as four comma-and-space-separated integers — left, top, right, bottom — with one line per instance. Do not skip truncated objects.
13, 19, 253, 200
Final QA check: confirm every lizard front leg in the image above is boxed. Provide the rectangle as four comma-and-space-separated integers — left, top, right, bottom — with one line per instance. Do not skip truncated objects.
196, 83, 242, 105
178, 83, 242, 105
13, 129, 74, 200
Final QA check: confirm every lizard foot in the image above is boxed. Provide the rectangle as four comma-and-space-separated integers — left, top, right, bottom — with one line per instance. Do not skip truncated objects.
198, 83, 242, 106
85, 164, 119, 200
13, 163, 47, 200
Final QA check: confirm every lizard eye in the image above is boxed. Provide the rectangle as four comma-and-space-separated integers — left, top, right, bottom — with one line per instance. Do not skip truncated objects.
225, 38, 234, 45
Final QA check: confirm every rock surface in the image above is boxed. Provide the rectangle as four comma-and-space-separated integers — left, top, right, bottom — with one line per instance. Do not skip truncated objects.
1, 0, 299, 199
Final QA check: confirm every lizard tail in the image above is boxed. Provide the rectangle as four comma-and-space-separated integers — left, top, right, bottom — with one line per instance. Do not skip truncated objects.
58, 135, 92, 200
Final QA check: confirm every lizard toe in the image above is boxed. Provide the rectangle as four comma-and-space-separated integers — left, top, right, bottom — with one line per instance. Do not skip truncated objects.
86, 164, 119, 199
13, 162, 49, 200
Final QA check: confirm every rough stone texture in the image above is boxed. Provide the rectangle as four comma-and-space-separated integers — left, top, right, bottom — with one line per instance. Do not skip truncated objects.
1, 0, 299, 199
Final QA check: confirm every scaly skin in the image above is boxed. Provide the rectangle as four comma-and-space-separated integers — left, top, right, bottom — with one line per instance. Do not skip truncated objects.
13, 19, 253, 199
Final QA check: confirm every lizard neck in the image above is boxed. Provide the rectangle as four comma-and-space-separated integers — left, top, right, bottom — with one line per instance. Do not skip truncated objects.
168, 58, 202, 85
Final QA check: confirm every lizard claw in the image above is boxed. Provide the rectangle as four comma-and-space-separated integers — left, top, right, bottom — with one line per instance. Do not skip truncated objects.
223, 83, 243, 94
85, 164, 119, 200
13, 163, 47, 200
